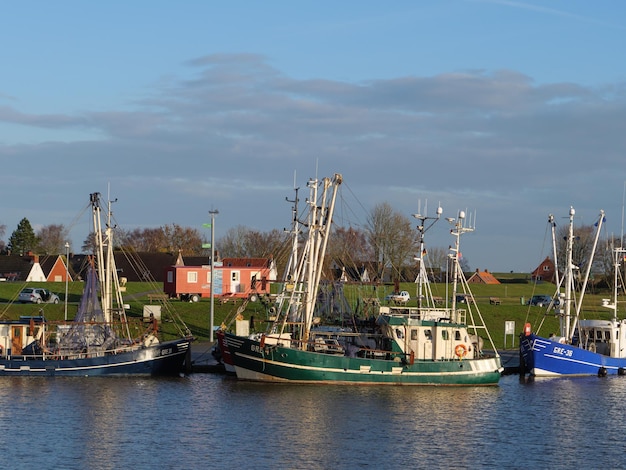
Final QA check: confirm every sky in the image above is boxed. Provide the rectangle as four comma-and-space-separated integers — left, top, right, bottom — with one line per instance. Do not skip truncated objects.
2, 0, 626, 273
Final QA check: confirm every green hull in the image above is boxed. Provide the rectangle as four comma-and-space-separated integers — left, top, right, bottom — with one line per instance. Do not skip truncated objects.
225, 333, 502, 385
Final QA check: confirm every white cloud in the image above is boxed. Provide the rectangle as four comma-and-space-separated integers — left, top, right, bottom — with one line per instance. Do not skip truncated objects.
1, 55, 625, 271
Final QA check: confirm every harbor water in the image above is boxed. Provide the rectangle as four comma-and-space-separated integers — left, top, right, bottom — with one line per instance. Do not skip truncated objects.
1, 372, 625, 469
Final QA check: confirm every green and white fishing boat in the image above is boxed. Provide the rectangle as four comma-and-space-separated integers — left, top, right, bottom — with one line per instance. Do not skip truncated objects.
224, 174, 502, 385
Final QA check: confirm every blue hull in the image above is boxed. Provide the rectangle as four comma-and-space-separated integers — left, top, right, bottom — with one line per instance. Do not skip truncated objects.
0, 339, 191, 377
520, 334, 626, 376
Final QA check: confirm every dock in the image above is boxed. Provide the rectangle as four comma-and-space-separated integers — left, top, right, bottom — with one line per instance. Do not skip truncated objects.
187, 341, 225, 373
498, 349, 521, 375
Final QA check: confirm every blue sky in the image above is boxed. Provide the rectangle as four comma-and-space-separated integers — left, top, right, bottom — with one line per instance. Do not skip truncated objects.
2, 0, 626, 272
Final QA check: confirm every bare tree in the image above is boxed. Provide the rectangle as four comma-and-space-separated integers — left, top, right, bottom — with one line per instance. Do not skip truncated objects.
366, 203, 416, 282
161, 224, 205, 255
36, 224, 69, 254
425, 246, 448, 271
81, 232, 97, 254
595, 237, 616, 288
82, 224, 206, 255
218, 225, 291, 275
121, 227, 166, 252
219, 225, 255, 258
0, 223, 6, 254
219, 226, 290, 259
459, 255, 471, 274
243, 229, 288, 259
367, 203, 393, 280
217, 226, 269, 257
423, 246, 449, 281
556, 223, 601, 274
327, 226, 373, 267
387, 212, 417, 281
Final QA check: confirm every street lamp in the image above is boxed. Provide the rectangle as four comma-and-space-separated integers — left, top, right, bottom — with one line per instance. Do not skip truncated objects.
208, 209, 219, 342
64, 242, 70, 321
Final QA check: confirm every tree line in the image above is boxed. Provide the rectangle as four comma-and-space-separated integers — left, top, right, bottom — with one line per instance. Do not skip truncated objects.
0, 204, 436, 283
1, 204, 621, 285
0, 218, 209, 257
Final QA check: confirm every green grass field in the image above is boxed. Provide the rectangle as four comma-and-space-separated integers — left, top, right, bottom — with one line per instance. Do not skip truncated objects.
0, 280, 616, 349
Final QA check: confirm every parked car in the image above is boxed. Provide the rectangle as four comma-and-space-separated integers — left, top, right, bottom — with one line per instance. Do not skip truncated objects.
385, 290, 410, 304
18, 288, 60, 304
527, 295, 557, 307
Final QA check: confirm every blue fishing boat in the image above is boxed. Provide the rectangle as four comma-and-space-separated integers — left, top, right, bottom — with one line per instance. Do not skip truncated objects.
520, 207, 626, 377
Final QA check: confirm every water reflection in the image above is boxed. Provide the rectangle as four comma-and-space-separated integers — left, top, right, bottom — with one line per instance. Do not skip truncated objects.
1, 374, 626, 469
512, 375, 626, 468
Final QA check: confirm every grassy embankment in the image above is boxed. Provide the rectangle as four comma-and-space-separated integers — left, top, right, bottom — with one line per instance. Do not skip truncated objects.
0, 279, 615, 350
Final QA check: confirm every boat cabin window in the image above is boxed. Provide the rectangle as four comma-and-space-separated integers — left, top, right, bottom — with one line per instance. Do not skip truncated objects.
605, 331, 611, 340
455, 330, 461, 341
596, 330, 603, 340
441, 330, 449, 341
395, 328, 404, 339
424, 329, 432, 340
411, 329, 418, 340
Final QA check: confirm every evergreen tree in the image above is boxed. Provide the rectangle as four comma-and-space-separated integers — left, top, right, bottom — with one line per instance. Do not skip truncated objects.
8, 218, 39, 255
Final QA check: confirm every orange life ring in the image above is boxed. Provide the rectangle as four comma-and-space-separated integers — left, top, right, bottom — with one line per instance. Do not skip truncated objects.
455, 344, 468, 358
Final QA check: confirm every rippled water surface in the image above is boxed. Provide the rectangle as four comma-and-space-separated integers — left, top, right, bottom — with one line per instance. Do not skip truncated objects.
1, 373, 625, 469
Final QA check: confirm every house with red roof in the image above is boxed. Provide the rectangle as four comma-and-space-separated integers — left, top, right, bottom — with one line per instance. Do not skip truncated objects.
467, 269, 501, 284
0, 253, 73, 283
531, 256, 556, 283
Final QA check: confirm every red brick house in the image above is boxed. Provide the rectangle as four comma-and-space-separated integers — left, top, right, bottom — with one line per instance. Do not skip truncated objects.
531, 256, 556, 283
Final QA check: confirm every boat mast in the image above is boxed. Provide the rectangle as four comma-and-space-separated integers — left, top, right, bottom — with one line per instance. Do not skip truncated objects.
613, 248, 620, 322
603, 246, 625, 322
301, 174, 342, 345
285, 182, 300, 324
288, 187, 300, 286
570, 210, 604, 339
563, 208, 605, 341
563, 207, 575, 338
271, 184, 301, 336
413, 203, 442, 311
89, 192, 130, 337
607, 184, 626, 322
90, 193, 110, 323
549, 214, 561, 288
448, 211, 473, 317
617, 182, 626, 322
